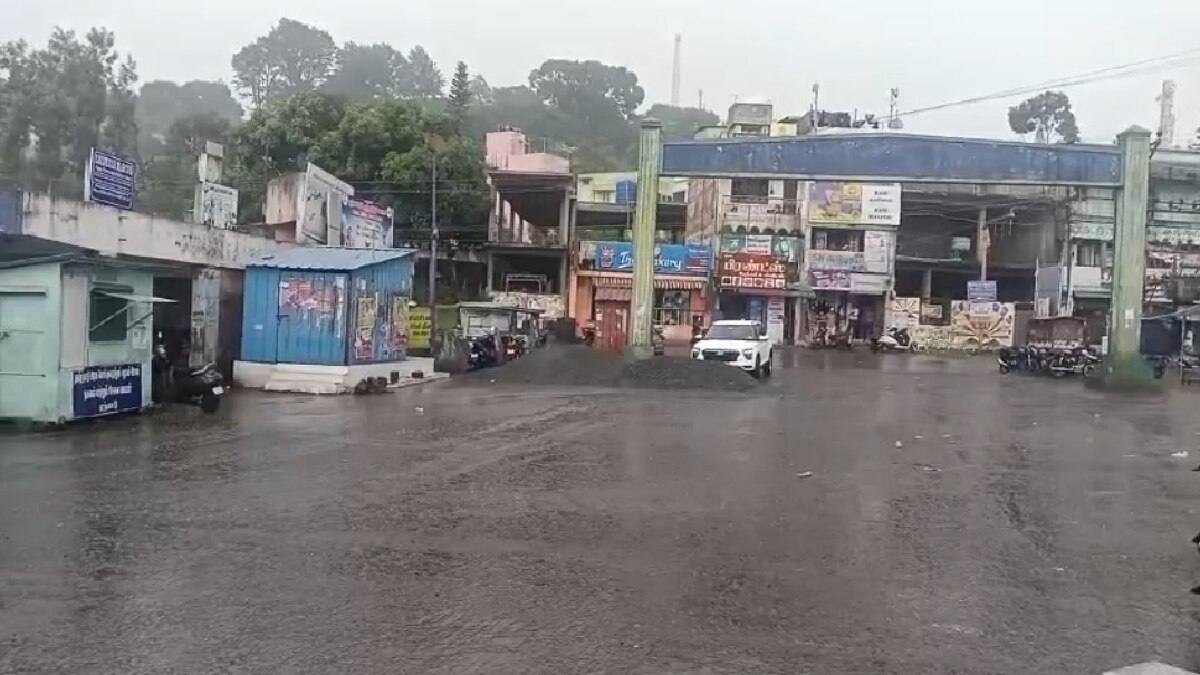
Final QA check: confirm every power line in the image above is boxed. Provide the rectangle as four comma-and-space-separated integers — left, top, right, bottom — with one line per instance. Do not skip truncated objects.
899, 47, 1200, 119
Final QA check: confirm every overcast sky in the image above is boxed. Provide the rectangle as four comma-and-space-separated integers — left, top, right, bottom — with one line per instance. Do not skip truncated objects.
6, 0, 1200, 144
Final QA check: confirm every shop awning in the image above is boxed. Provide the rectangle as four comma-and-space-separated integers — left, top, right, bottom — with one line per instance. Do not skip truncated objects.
590, 274, 707, 290
97, 291, 177, 303
595, 287, 633, 302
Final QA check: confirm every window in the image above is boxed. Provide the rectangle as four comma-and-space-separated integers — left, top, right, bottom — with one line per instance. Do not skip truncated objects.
812, 229, 863, 252
1076, 241, 1104, 267
654, 290, 691, 326
730, 178, 769, 204
89, 291, 129, 342
708, 323, 760, 340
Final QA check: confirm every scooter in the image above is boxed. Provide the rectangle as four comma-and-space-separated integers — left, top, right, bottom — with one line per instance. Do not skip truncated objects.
1048, 346, 1100, 377
871, 327, 915, 353
582, 323, 597, 347
153, 342, 224, 413
468, 333, 500, 370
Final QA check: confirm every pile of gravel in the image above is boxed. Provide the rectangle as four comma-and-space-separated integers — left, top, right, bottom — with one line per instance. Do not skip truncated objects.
460, 345, 758, 392
616, 357, 758, 392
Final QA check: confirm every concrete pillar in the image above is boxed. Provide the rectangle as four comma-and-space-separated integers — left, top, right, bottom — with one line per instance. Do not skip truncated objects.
920, 269, 932, 300
559, 188, 571, 246
485, 250, 494, 293
1105, 126, 1153, 384
629, 119, 663, 353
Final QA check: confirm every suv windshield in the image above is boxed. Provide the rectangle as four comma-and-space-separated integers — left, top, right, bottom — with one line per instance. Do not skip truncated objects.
706, 324, 760, 341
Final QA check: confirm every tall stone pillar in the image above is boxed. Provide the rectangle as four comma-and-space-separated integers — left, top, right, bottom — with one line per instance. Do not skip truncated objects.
629, 119, 663, 354
1104, 126, 1153, 385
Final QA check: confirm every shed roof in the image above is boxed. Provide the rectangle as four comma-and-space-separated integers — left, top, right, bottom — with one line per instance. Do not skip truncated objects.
247, 247, 416, 271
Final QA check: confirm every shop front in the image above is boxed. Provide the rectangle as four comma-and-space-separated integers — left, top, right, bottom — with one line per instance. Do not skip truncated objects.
716, 250, 801, 345
571, 241, 714, 348
808, 270, 889, 342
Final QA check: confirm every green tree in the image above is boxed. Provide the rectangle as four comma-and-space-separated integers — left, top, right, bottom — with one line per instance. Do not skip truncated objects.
645, 103, 719, 141
469, 75, 493, 106
140, 113, 233, 218
446, 61, 471, 132
528, 59, 644, 119
136, 79, 242, 155
231, 92, 488, 229
403, 46, 444, 99
0, 28, 138, 194
1007, 90, 1080, 144
231, 18, 337, 108
325, 42, 407, 100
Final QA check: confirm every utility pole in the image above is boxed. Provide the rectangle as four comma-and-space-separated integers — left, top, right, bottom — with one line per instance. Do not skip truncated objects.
977, 207, 989, 282
1157, 79, 1177, 148
629, 118, 663, 355
1104, 126, 1154, 385
426, 133, 445, 328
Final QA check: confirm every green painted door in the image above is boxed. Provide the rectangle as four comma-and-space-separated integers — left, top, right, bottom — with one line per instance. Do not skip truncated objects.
0, 291, 49, 420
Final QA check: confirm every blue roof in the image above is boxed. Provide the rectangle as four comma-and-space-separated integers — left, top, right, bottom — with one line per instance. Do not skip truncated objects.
247, 247, 416, 271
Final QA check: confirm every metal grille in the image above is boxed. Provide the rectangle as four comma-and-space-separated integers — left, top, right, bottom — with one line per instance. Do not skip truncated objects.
701, 349, 739, 362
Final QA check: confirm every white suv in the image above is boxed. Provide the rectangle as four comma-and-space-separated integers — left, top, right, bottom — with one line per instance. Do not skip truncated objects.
691, 320, 773, 377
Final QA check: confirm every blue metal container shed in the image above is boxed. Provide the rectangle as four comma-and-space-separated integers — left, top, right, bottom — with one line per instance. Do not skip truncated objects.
240, 248, 416, 366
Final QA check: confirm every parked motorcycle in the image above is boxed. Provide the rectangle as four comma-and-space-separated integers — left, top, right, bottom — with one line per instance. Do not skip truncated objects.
652, 326, 666, 356
582, 323, 597, 347
468, 333, 500, 370
997, 346, 1032, 374
1047, 346, 1100, 378
871, 327, 916, 354
152, 341, 224, 413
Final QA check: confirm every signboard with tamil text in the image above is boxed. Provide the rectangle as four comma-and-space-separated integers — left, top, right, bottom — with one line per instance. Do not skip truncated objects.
719, 253, 787, 290
84, 149, 138, 210
967, 280, 998, 302
73, 364, 143, 418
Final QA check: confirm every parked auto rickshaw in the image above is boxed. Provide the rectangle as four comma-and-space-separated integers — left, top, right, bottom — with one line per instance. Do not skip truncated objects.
433, 302, 544, 372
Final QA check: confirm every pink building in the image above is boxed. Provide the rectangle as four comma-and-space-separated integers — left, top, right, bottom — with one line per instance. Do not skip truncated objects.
486, 128, 571, 174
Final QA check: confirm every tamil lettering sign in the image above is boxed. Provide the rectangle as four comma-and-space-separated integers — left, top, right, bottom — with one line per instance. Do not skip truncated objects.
808, 182, 901, 226
811, 270, 851, 291
73, 364, 143, 418
409, 307, 432, 350
719, 252, 787, 290
595, 242, 713, 275
195, 182, 238, 229
967, 280, 998, 302
807, 250, 865, 272
342, 197, 392, 249
84, 149, 138, 210
849, 273, 889, 294
863, 230, 892, 273
1070, 221, 1114, 241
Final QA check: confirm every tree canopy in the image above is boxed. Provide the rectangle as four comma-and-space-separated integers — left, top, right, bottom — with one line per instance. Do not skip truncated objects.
0, 28, 138, 193
136, 79, 242, 155
1007, 90, 1080, 144
231, 18, 338, 108
646, 104, 720, 141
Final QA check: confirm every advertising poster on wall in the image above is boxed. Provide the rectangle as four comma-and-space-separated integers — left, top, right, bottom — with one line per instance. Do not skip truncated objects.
811, 270, 851, 291
342, 197, 392, 249
808, 182, 901, 226
807, 250, 866, 272
195, 182, 239, 229
863, 230, 893, 273
355, 296, 378, 361
719, 253, 787, 290
391, 297, 410, 351
594, 242, 713, 275
73, 364, 143, 417
300, 163, 354, 245
721, 233, 801, 263
967, 280, 998, 302
84, 149, 138, 210
766, 297, 786, 344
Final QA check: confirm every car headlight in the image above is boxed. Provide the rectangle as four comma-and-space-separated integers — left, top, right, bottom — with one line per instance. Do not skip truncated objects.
741, 349, 755, 359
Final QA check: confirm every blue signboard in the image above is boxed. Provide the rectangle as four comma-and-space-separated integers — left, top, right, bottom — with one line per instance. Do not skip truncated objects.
967, 280, 997, 302
85, 149, 138, 210
72, 364, 143, 418
594, 242, 712, 275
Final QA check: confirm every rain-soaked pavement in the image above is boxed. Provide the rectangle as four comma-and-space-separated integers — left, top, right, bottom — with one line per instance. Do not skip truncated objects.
3, 350, 1200, 675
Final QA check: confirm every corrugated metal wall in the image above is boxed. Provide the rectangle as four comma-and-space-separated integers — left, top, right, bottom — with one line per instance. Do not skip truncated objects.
348, 257, 414, 364
241, 267, 281, 363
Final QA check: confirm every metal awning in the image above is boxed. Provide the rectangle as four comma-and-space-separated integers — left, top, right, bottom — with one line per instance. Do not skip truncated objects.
590, 274, 708, 290
97, 291, 177, 303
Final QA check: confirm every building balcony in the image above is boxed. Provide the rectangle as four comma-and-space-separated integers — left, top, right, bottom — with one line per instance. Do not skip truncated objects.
721, 201, 800, 233
1070, 266, 1110, 295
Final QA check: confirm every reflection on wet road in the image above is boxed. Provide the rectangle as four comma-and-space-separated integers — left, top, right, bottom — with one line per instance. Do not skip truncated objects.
3, 350, 1200, 674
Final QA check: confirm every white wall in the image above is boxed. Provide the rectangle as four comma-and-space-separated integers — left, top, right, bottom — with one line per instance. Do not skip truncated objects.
21, 193, 289, 269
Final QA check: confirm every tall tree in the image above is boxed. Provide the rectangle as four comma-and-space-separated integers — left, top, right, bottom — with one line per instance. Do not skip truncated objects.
403, 46, 444, 99
1008, 90, 1080, 144
0, 28, 138, 194
325, 42, 407, 100
646, 104, 720, 141
528, 59, 645, 120
136, 79, 242, 154
140, 113, 233, 219
231, 18, 337, 108
446, 61, 471, 132
469, 75, 493, 106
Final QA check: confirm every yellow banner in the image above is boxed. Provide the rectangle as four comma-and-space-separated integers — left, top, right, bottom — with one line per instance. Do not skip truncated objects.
409, 307, 432, 350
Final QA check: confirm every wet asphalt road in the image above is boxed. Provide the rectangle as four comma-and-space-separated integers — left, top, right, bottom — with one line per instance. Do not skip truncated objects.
3, 350, 1200, 675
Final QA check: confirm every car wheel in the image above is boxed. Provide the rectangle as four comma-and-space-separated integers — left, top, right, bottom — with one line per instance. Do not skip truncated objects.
762, 357, 772, 377
751, 357, 762, 379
